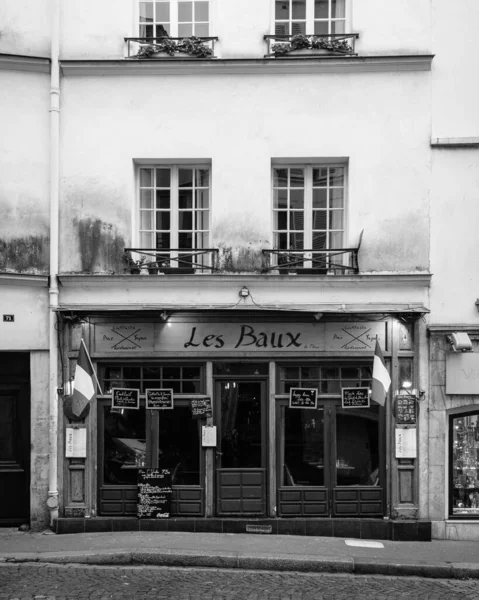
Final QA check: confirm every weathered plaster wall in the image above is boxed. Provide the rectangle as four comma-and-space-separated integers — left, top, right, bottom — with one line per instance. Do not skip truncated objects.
60, 70, 430, 274
0, 71, 50, 274
0, 284, 49, 350
0, 0, 51, 57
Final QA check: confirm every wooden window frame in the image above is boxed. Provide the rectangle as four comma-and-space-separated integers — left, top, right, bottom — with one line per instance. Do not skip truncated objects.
138, 0, 211, 38
272, 0, 349, 36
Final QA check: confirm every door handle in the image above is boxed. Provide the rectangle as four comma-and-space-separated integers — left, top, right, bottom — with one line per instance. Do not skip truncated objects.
215, 451, 223, 457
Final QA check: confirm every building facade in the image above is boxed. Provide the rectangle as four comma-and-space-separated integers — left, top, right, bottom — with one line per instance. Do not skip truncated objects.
0, 0, 478, 540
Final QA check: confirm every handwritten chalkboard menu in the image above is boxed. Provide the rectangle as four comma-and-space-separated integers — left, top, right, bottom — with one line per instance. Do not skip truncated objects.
191, 397, 212, 419
394, 395, 417, 424
342, 387, 370, 408
112, 388, 140, 410
137, 468, 172, 519
289, 388, 318, 409
146, 388, 174, 410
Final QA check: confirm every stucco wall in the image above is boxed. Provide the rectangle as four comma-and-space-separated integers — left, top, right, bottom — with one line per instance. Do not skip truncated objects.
0, 0, 51, 57
59, 70, 431, 274
0, 284, 49, 350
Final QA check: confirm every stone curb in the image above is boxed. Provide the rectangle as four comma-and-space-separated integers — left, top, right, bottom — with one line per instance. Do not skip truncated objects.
1, 550, 479, 579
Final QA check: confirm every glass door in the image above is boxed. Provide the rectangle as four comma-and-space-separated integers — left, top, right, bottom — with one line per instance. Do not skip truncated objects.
215, 380, 267, 516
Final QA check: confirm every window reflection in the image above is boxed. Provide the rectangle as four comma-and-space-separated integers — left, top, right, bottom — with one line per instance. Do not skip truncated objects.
158, 407, 200, 485
283, 407, 324, 486
451, 413, 479, 515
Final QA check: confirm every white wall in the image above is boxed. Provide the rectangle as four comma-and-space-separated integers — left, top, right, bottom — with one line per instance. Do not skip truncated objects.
0, 285, 49, 350
0, 0, 51, 57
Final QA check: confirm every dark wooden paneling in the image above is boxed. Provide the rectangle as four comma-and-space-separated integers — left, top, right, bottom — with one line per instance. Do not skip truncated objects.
100, 486, 205, 516
277, 487, 328, 517
333, 487, 384, 517
216, 469, 266, 516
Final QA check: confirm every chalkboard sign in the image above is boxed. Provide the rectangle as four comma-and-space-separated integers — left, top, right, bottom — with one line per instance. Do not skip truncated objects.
191, 397, 212, 419
394, 395, 417, 424
146, 388, 174, 410
112, 388, 140, 410
137, 468, 172, 519
342, 387, 370, 408
289, 388, 318, 409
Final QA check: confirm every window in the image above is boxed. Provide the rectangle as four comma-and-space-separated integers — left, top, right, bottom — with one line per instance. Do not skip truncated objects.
450, 411, 479, 518
274, 0, 346, 36
272, 164, 345, 261
139, 165, 210, 268
280, 365, 372, 395
139, 1, 210, 37
102, 364, 203, 394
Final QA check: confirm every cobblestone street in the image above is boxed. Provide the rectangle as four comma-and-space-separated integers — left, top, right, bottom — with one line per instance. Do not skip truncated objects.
1, 564, 479, 600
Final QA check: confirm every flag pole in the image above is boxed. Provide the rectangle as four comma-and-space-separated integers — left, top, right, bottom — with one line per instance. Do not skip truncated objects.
81, 338, 103, 395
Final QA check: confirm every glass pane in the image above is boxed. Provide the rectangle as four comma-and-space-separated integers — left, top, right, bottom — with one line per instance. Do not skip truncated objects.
331, 20, 345, 34
156, 232, 170, 248
183, 366, 201, 379
452, 413, 479, 516
330, 188, 344, 208
283, 407, 324, 486
329, 231, 343, 248
178, 23, 193, 36
143, 366, 162, 378
140, 232, 154, 247
155, 1, 170, 22
313, 167, 328, 187
291, 21, 306, 34
290, 168, 304, 187
313, 210, 327, 230
140, 211, 153, 230
301, 366, 319, 380
221, 381, 262, 468
179, 211, 193, 230
314, 0, 329, 19
275, 211, 288, 230
292, 0, 306, 19
290, 189, 304, 209
314, 21, 329, 35
275, 0, 290, 20
179, 232, 193, 248
330, 167, 344, 186
139, 2, 154, 22
196, 232, 209, 248
156, 168, 170, 187
336, 406, 380, 486
274, 189, 288, 209
179, 169, 193, 187
332, 0, 346, 18
140, 24, 154, 37
195, 1, 209, 21
196, 169, 210, 187
273, 168, 288, 188
312, 232, 327, 250
178, 1, 192, 21
398, 358, 414, 390
140, 190, 153, 209
179, 189, 193, 209
313, 188, 327, 209
156, 211, 170, 230
156, 190, 170, 209
195, 210, 208, 230
103, 407, 147, 485
290, 232, 304, 249
163, 366, 181, 379
399, 322, 414, 350
342, 367, 360, 379
275, 22, 289, 36
329, 210, 344, 229
276, 232, 288, 249
158, 406, 200, 485
194, 22, 209, 36
322, 367, 339, 379
290, 211, 304, 231
156, 23, 170, 36
196, 189, 209, 209
140, 169, 153, 187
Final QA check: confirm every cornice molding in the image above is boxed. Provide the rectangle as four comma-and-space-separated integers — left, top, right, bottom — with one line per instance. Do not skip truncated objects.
0, 53, 50, 74
0, 272, 49, 287
60, 54, 434, 77
431, 137, 479, 149
429, 325, 479, 334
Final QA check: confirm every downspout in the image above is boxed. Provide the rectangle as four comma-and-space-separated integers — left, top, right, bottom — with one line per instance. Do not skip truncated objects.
47, 0, 61, 527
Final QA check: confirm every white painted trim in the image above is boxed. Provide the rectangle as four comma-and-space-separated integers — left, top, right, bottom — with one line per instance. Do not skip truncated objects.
0, 54, 50, 74
0, 273, 49, 287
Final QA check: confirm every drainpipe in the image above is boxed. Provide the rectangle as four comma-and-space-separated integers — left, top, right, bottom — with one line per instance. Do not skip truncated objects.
47, 0, 61, 528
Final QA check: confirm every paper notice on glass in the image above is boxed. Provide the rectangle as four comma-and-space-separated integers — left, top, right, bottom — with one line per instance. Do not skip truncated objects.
202, 425, 217, 447
395, 428, 417, 458
66, 427, 87, 457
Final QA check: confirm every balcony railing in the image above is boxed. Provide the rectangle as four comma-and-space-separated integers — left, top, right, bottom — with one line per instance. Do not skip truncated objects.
124, 248, 219, 274
264, 33, 359, 58
124, 37, 218, 59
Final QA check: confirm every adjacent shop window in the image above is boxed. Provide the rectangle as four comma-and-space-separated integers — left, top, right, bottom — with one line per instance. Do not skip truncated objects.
279, 365, 371, 395
102, 364, 203, 394
272, 165, 346, 265
139, 1, 210, 37
139, 165, 210, 268
450, 411, 479, 517
274, 0, 346, 36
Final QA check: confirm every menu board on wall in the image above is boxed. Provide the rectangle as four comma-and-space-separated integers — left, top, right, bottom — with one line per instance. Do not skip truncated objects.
191, 397, 213, 419
394, 395, 417, 425
342, 387, 370, 409
289, 388, 318, 409
112, 388, 140, 409
146, 389, 174, 410
137, 468, 172, 519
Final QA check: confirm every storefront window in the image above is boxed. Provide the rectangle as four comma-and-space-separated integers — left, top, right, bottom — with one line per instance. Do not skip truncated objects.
280, 365, 372, 394
102, 364, 202, 394
451, 412, 479, 517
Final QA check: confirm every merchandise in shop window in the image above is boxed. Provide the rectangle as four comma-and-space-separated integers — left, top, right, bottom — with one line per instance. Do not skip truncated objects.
452, 414, 479, 515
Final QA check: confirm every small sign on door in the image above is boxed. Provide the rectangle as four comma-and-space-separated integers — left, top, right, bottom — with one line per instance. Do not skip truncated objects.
202, 425, 217, 447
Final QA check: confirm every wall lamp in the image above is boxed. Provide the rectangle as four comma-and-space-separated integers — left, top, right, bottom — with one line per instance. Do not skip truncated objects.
239, 286, 250, 298
447, 332, 473, 352
398, 381, 426, 402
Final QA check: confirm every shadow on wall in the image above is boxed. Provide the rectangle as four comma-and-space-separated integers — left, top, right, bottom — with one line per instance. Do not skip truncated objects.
77, 218, 126, 274
217, 244, 271, 273
0, 236, 49, 274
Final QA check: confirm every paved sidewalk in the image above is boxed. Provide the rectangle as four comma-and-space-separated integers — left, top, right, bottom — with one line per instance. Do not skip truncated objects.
1, 528, 479, 579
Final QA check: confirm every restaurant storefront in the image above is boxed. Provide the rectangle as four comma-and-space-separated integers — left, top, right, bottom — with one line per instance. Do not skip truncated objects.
57, 311, 430, 540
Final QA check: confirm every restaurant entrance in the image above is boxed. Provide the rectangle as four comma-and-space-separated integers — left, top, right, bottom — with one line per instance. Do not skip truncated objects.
276, 400, 385, 518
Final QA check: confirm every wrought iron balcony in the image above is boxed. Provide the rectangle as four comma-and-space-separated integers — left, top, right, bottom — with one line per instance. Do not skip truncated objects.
124, 248, 219, 274
264, 33, 359, 58
124, 37, 218, 59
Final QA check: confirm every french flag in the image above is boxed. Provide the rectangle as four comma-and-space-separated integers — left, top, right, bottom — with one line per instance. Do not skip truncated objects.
71, 339, 98, 417
371, 340, 391, 406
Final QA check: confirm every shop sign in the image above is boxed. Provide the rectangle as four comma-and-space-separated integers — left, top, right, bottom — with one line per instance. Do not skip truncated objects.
394, 395, 417, 424
289, 388, 318, 409
94, 321, 386, 353
202, 425, 217, 447
191, 397, 212, 419
137, 468, 172, 519
112, 388, 140, 409
146, 389, 174, 410
65, 427, 86, 458
395, 428, 417, 458
342, 387, 370, 408
446, 353, 479, 394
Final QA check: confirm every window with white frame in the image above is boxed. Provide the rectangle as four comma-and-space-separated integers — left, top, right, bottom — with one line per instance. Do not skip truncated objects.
139, 1, 210, 38
139, 165, 210, 268
272, 165, 345, 266
274, 0, 346, 36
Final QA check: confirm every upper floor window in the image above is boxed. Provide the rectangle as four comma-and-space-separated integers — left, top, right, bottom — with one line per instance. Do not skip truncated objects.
274, 0, 346, 36
139, 1, 210, 38
272, 164, 345, 257
138, 165, 210, 268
